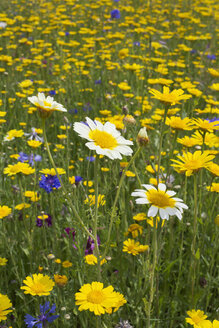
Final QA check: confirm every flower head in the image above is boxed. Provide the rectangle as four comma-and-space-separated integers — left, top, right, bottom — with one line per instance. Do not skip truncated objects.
75, 282, 126, 315
132, 183, 188, 220
0, 206, 12, 219
24, 301, 59, 327
149, 86, 192, 105
171, 151, 215, 176
39, 174, 61, 193
28, 92, 67, 118
0, 294, 12, 322
111, 9, 121, 19
54, 274, 68, 287
73, 117, 133, 160
186, 309, 211, 328
21, 274, 54, 296
0, 258, 8, 266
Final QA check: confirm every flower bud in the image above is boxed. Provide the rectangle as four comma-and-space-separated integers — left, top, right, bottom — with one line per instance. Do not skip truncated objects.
137, 127, 149, 146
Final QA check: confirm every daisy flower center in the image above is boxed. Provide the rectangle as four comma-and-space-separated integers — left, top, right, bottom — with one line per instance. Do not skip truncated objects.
87, 290, 106, 304
43, 101, 52, 107
146, 190, 176, 209
89, 130, 118, 149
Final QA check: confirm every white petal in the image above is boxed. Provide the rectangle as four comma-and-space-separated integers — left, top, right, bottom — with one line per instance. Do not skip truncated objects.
166, 190, 176, 196
159, 208, 169, 220
136, 198, 148, 204
148, 206, 158, 217
158, 183, 166, 192
86, 117, 98, 130
142, 184, 156, 191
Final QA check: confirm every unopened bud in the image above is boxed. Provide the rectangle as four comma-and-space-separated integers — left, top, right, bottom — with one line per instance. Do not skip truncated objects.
137, 127, 149, 146
123, 114, 136, 125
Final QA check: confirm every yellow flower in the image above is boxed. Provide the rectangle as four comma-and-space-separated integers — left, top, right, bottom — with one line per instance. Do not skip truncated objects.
165, 116, 192, 130
24, 191, 40, 202
62, 260, 73, 268
75, 281, 126, 316
0, 294, 12, 322
123, 239, 141, 255
27, 140, 42, 148
171, 151, 215, 176
207, 183, 219, 193
186, 309, 211, 328
15, 203, 31, 210
210, 83, 219, 91
4, 163, 35, 176
20, 274, 54, 296
54, 274, 68, 287
177, 136, 199, 148
125, 170, 136, 177
207, 162, 219, 177
126, 224, 143, 238
0, 258, 8, 266
149, 86, 191, 105
190, 118, 219, 132
4, 129, 24, 141
19, 79, 33, 88
40, 168, 66, 176
118, 48, 129, 59
208, 68, 219, 77
84, 254, 98, 265
146, 216, 165, 228
84, 194, 106, 207
133, 213, 147, 221
0, 206, 12, 219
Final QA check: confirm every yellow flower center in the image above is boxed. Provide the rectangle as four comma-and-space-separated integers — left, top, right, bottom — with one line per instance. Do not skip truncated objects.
87, 290, 106, 304
146, 190, 176, 208
89, 130, 118, 149
31, 282, 45, 293
184, 160, 201, 170
191, 315, 202, 324
43, 101, 52, 107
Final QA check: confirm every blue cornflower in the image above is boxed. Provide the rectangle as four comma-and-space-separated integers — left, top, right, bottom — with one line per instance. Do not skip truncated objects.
95, 79, 102, 84
86, 156, 95, 162
24, 301, 59, 328
75, 175, 83, 184
69, 108, 78, 115
133, 41, 140, 46
39, 174, 61, 193
18, 152, 29, 162
111, 9, 121, 19
207, 54, 216, 60
65, 31, 69, 36
48, 90, 56, 96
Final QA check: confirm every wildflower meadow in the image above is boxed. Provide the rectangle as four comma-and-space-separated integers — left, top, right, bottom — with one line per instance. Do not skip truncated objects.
0, 0, 219, 327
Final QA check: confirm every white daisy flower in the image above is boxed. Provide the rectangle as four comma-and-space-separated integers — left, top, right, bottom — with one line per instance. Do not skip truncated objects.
131, 183, 188, 220
73, 117, 133, 160
28, 92, 67, 118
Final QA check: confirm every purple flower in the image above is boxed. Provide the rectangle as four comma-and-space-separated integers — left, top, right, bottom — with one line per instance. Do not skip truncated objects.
85, 232, 100, 255
111, 9, 121, 19
63, 227, 77, 249
36, 214, 52, 227
39, 175, 61, 193
24, 301, 59, 328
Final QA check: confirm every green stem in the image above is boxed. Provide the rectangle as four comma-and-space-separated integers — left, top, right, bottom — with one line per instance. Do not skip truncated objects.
157, 105, 169, 185
41, 118, 94, 240
93, 155, 101, 281
190, 173, 198, 307
148, 217, 158, 328
102, 146, 142, 259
